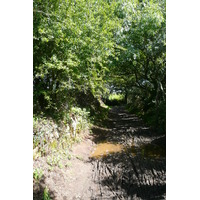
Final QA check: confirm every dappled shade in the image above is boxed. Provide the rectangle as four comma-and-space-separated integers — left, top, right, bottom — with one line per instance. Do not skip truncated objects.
89, 106, 166, 199
33, 0, 166, 199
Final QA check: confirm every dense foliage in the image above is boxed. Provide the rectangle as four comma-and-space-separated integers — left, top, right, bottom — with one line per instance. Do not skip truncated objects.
109, 0, 166, 132
34, 0, 121, 118
33, 0, 166, 131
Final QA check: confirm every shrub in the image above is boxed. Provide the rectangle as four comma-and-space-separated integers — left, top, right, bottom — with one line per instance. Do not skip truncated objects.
33, 106, 90, 161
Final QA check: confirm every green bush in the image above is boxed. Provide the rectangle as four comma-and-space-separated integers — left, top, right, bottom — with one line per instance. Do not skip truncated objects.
33, 105, 90, 163
104, 93, 125, 106
108, 93, 125, 101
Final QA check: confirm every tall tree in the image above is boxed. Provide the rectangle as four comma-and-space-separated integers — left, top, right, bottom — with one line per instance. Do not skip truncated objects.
109, 0, 166, 131
33, 0, 121, 117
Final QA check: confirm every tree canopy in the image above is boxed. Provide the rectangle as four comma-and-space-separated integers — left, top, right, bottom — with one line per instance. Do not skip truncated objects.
33, 0, 166, 132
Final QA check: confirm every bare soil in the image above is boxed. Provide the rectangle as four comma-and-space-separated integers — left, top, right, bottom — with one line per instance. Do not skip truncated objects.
33, 106, 166, 200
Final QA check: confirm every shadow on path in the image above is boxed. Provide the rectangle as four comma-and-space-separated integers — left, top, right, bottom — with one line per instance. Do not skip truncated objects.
33, 176, 56, 200
90, 106, 166, 199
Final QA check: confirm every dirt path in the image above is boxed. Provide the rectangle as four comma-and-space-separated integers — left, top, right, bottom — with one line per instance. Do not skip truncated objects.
34, 106, 166, 199
90, 106, 166, 199
33, 133, 97, 200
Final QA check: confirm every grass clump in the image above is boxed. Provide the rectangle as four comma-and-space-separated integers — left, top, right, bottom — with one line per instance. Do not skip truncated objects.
43, 186, 51, 200
33, 168, 44, 182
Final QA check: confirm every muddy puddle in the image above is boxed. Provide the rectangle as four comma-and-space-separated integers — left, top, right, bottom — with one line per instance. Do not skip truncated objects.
91, 141, 165, 159
90, 142, 124, 159
140, 143, 166, 158
127, 143, 166, 158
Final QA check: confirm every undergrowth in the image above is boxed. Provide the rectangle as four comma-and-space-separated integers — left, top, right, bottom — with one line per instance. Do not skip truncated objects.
104, 93, 125, 106
43, 186, 51, 200
33, 168, 44, 182
33, 106, 90, 162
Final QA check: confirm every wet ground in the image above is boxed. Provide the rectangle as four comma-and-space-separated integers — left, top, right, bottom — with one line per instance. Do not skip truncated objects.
89, 106, 166, 199
33, 106, 166, 199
